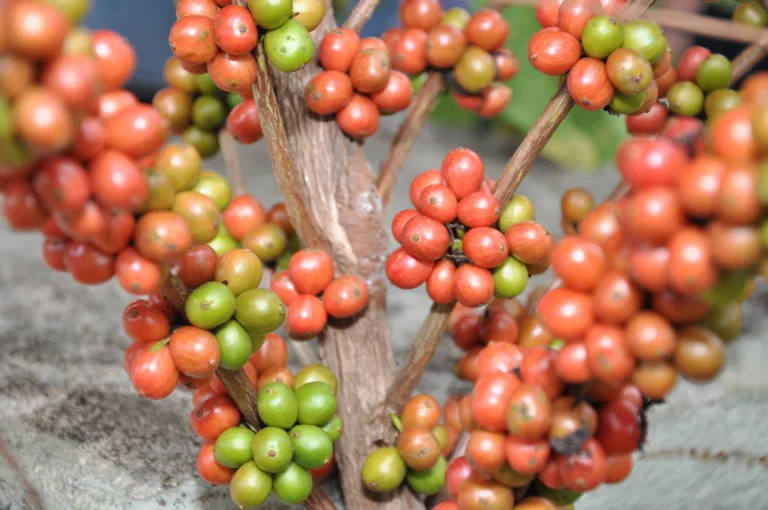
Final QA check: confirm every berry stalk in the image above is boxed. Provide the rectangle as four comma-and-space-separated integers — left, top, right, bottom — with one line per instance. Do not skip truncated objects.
343, 0, 382, 33
377, 72, 447, 211
369, 301, 454, 443
731, 31, 768, 84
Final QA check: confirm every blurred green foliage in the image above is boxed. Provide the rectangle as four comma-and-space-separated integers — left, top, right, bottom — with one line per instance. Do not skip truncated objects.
431, 5, 629, 170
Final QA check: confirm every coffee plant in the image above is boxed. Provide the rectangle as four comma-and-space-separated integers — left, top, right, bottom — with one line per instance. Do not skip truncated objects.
1, 0, 766, 508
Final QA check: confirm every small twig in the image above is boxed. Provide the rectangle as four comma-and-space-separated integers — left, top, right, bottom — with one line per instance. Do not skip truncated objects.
644, 8, 767, 45
377, 73, 446, 211
731, 31, 768, 84
343, 0, 381, 32
218, 129, 246, 196
216, 368, 261, 426
0, 432, 45, 510
369, 302, 454, 442
490, 0, 768, 45
607, 181, 630, 201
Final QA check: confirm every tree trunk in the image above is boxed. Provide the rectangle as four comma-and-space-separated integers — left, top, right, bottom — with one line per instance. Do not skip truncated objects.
265, 4, 422, 509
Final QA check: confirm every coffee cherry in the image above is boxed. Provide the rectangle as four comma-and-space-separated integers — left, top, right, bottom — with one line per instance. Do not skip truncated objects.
734, 2, 768, 27
674, 327, 725, 381
131, 340, 180, 399
291, 0, 327, 32
392, 28, 428, 75
567, 57, 614, 111
12, 88, 74, 153
695, 53, 732, 92
362, 447, 407, 493
465, 9, 509, 52
305, 70, 354, 115
454, 46, 495, 94
235, 288, 287, 334
609, 89, 647, 115
322, 275, 369, 318
528, 27, 581, 76
426, 24, 467, 69
229, 462, 272, 507
170, 15, 218, 64
386, 247, 434, 289
606, 48, 652, 95
704, 89, 742, 121
457, 477, 514, 509
264, 20, 314, 73
153, 87, 193, 131
288, 249, 334, 295
498, 195, 535, 233
667, 81, 704, 117
454, 264, 495, 307
419, 184, 458, 223
493, 48, 519, 81
622, 20, 666, 64
215, 248, 263, 296
8, 1, 70, 60
227, 99, 264, 144
536, 0, 565, 28
558, 0, 603, 40
399, 0, 441, 30
677, 45, 711, 82
246, 0, 292, 29
319, 28, 360, 72
626, 101, 667, 135
214, 5, 257, 55
442, 147, 485, 199
463, 227, 509, 269
287, 295, 328, 338
242, 223, 288, 262
336, 94, 380, 139
457, 191, 501, 228
401, 215, 451, 261
582, 15, 624, 59
177, 0, 220, 19
349, 48, 391, 94
492, 257, 529, 299
207, 51, 257, 91
371, 71, 413, 114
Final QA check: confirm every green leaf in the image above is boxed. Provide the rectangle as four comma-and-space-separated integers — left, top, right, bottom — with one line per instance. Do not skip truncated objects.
430, 4, 629, 170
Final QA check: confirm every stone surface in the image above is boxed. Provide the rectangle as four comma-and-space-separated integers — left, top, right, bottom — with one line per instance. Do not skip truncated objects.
1, 116, 767, 509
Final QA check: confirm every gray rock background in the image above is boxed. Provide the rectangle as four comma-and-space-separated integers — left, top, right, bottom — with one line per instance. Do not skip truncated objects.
1, 116, 767, 510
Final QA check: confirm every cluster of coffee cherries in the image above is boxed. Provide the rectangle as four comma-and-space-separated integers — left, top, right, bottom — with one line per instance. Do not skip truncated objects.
361, 394, 458, 496
385, 1, 518, 117
205, 368, 341, 507
305, 29, 413, 139
170, 0, 324, 94
155, 56, 263, 159
386, 147, 552, 308
531, 0, 670, 115
1, 0, 139, 169
732, 0, 768, 28
269, 249, 371, 339
123, 240, 287, 399
624, 45, 739, 137
172, 330, 341, 506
